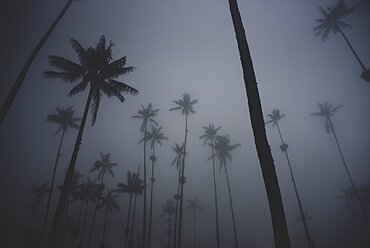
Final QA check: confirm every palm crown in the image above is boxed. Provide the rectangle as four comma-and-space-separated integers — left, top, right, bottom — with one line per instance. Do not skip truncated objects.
140, 125, 168, 148
265, 109, 285, 127
44, 35, 138, 124
132, 103, 159, 133
90, 151, 118, 180
199, 124, 222, 145
185, 198, 204, 212
209, 135, 241, 172
311, 101, 343, 133
116, 171, 145, 195
30, 183, 50, 211
98, 190, 119, 213
170, 93, 198, 115
46, 106, 81, 134
171, 142, 186, 169
161, 200, 176, 217
77, 177, 101, 204
314, 1, 357, 41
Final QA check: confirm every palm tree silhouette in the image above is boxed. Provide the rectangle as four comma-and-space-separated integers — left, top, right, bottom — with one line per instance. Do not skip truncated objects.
185, 198, 204, 248
210, 135, 240, 248
98, 190, 119, 248
86, 152, 118, 248
336, 186, 360, 217
140, 125, 168, 248
266, 109, 316, 248
226, 1, 291, 246
28, 183, 50, 233
170, 93, 197, 248
45, 36, 138, 247
314, 1, 370, 82
161, 200, 176, 248
311, 101, 370, 225
132, 103, 159, 248
129, 170, 145, 248
41, 107, 81, 242
199, 124, 222, 248
0, 0, 76, 125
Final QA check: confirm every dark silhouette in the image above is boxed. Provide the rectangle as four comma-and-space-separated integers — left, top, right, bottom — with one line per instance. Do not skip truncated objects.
129, 171, 145, 248
0, 0, 75, 126
44, 35, 138, 248
266, 109, 316, 248
161, 200, 176, 248
225, 0, 292, 246
185, 198, 204, 248
28, 183, 50, 233
314, 1, 370, 82
170, 93, 197, 248
337, 186, 360, 217
199, 124, 222, 248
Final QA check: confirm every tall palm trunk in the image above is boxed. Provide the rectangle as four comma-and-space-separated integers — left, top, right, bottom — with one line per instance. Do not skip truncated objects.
0, 0, 74, 126
173, 163, 182, 248
71, 200, 85, 248
129, 194, 138, 247
142, 126, 148, 248
86, 175, 105, 248
328, 118, 370, 225
192, 209, 197, 248
211, 140, 221, 248
48, 88, 93, 248
101, 205, 109, 247
226, 0, 291, 247
77, 201, 89, 248
224, 162, 239, 248
147, 145, 156, 248
166, 213, 172, 248
338, 28, 367, 71
41, 130, 66, 242
123, 193, 133, 248
177, 114, 188, 248
275, 124, 316, 248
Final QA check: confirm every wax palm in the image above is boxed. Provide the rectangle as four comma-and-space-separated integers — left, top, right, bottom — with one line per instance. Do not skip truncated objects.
266, 109, 316, 248
98, 190, 119, 248
199, 124, 221, 248
171, 143, 185, 170
140, 125, 168, 248
170, 93, 197, 248
28, 183, 50, 232
161, 200, 176, 248
337, 186, 359, 216
314, 1, 370, 82
132, 103, 159, 248
45, 36, 137, 247
210, 135, 240, 248
185, 198, 204, 248
42, 106, 81, 242
311, 102, 370, 225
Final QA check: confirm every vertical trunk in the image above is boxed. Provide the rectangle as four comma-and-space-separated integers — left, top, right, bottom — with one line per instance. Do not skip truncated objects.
226, 0, 291, 247
142, 126, 148, 248
101, 205, 109, 246
129, 194, 138, 247
224, 163, 239, 248
48, 88, 93, 248
0, 0, 74, 126
211, 141, 221, 248
193, 210, 197, 248
71, 200, 85, 248
167, 213, 172, 248
123, 193, 133, 248
41, 130, 65, 242
28, 209, 37, 232
177, 114, 188, 248
77, 201, 89, 248
275, 124, 316, 248
147, 145, 156, 248
173, 164, 182, 248
338, 28, 367, 71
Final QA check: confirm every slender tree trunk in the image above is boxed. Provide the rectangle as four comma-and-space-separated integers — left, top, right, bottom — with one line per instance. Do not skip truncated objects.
173, 164, 182, 248
211, 140, 221, 248
129, 194, 138, 247
77, 201, 89, 248
329, 119, 370, 225
147, 145, 156, 248
0, 0, 74, 126
224, 163, 239, 248
123, 193, 133, 248
142, 125, 148, 248
177, 114, 188, 248
86, 175, 105, 248
275, 124, 316, 248
193, 210, 197, 248
338, 28, 367, 71
101, 205, 109, 246
71, 200, 84, 248
226, 1, 291, 247
166, 213, 172, 248
48, 88, 93, 248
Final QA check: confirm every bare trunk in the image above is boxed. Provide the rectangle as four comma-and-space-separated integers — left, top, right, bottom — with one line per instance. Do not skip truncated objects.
123, 193, 133, 248
147, 145, 156, 248
211, 141, 221, 248
129, 194, 138, 247
71, 200, 84, 248
173, 163, 182, 248
101, 205, 109, 246
77, 201, 89, 248
142, 126, 148, 248
338, 28, 367, 71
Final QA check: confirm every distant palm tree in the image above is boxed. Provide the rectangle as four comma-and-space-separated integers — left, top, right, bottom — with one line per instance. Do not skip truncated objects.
28, 183, 50, 232
86, 152, 118, 248
45, 35, 138, 247
170, 93, 197, 248
226, 0, 291, 246
140, 125, 168, 248
0, 0, 76, 126
62, 216, 79, 247
210, 135, 240, 248
98, 190, 119, 248
266, 109, 316, 248
132, 103, 159, 248
199, 124, 222, 248
311, 101, 370, 224
337, 186, 360, 217
41, 106, 81, 242
314, 1, 370, 82
185, 198, 204, 248
161, 200, 176, 248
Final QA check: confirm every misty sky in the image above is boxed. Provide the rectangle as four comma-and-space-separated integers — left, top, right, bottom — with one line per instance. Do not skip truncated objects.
0, 0, 370, 247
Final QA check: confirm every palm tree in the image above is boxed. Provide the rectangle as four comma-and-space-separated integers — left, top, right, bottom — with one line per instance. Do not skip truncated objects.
140, 125, 168, 248
314, 1, 370, 82
44, 35, 138, 247
42, 106, 81, 242
0, 0, 76, 126
170, 93, 197, 248
311, 101, 370, 225
98, 190, 119, 248
266, 109, 316, 248
161, 200, 176, 248
86, 152, 118, 248
199, 124, 222, 248
225, 1, 291, 246
210, 135, 240, 248
185, 198, 204, 248
132, 103, 159, 248
129, 171, 145, 248
28, 183, 50, 232
336, 186, 360, 216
